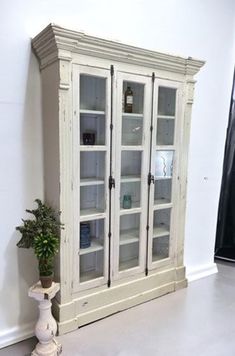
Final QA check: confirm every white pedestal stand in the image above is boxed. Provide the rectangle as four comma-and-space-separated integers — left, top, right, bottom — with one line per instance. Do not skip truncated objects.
29, 282, 62, 356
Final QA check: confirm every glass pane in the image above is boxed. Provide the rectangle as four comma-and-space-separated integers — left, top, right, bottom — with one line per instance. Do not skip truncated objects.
154, 150, 174, 179
80, 185, 105, 216
121, 151, 142, 178
79, 219, 104, 283
119, 213, 140, 271
80, 113, 105, 145
80, 152, 105, 181
154, 178, 172, 205
157, 118, 175, 146
123, 81, 144, 114
80, 251, 104, 282
80, 75, 106, 111
122, 117, 143, 146
120, 181, 141, 210
152, 209, 171, 262
158, 87, 176, 116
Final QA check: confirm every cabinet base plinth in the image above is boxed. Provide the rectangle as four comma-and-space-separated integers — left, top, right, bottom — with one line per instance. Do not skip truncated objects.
54, 266, 187, 335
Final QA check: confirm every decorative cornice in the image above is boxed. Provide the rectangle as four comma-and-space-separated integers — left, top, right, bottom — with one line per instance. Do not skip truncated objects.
32, 24, 205, 75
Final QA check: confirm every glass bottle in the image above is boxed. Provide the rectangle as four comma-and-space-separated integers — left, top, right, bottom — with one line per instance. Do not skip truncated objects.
124, 86, 133, 113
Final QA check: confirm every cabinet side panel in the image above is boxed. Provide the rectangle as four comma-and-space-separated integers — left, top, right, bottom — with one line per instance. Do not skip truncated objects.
41, 62, 60, 281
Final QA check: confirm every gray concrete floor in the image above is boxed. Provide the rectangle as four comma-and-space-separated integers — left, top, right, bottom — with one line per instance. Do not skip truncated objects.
1, 261, 235, 356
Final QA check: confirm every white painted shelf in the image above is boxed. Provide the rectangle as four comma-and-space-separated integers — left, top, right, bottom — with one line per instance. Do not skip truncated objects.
120, 202, 141, 215
155, 176, 172, 180
154, 198, 171, 205
122, 113, 143, 119
79, 239, 104, 255
120, 229, 139, 246
153, 225, 170, 238
157, 115, 175, 120
80, 109, 105, 116
80, 178, 105, 186
121, 175, 141, 183
80, 145, 107, 151
80, 208, 105, 222
121, 146, 143, 151
156, 145, 175, 151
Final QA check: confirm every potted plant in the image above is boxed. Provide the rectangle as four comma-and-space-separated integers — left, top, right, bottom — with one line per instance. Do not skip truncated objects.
16, 199, 62, 288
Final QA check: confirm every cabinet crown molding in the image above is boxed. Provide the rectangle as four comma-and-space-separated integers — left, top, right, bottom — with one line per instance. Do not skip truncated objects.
32, 23, 205, 75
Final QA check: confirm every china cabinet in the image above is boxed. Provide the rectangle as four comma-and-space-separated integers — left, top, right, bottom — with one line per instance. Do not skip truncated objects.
32, 24, 204, 334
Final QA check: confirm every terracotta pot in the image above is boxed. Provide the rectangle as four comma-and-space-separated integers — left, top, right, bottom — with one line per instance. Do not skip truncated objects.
40, 275, 53, 288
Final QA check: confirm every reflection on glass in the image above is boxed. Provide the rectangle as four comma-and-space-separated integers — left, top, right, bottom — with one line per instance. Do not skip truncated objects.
122, 118, 143, 146
154, 179, 172, 205
80, 152, 105, 180
154, 151, 174, 179
80, 250, 104, 282
119, 213, 140, 271
158, 87, 176, 116
152, 209, 171, 261
120, 182, 141, 209
80, 75, 106, 111
152, 236, 169, 262
123, 81, 144, 114
80, 114, 105, 145
157, 118, 175, 146
80, 185, 105, 216
121, 151, 142, 178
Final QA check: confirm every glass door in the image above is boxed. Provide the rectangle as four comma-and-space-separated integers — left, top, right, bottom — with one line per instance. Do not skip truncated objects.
148, 80, 181, 269
72, 65, 111, 291
113, 72, 152, 279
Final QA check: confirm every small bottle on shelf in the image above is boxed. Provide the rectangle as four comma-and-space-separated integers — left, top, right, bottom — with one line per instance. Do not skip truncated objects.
124, 86, 133, 113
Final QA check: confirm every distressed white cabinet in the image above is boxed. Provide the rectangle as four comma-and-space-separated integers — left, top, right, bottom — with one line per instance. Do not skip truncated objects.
32, 24, 204, 334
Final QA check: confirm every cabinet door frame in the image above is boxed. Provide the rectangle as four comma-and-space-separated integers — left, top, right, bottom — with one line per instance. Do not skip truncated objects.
148, 78, 183, 271
72, 64, 111, 292
112, 71, 152, 281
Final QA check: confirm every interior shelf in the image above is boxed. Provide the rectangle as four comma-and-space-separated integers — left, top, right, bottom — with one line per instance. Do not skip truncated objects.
153, 225, 170, 239
121, 146, 143, 151
122, 113, 143, 119
157, 115, 175, 120
80, 209, 105, 222
121, 175, 141, 183
120, 228, 139, 245
155, 176, 172, 180
80, 178, 105, 186
80, 145, 107, 151
79, 239, 104, 255
120, 203, 141, 215
80, 109, 105, 116
154, 198, 171, 206
156, 146, 175, 151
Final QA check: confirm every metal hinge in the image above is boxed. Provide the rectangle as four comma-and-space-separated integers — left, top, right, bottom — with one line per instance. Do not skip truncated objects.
108, 232, 112, 239
146, 225, 150, 231
150, 125, 153, 132
110, 123, 113, 130
152, 72, 155, 82
148, 173, 155, 185
109, 176, 115, 190
110, 65, 114, 76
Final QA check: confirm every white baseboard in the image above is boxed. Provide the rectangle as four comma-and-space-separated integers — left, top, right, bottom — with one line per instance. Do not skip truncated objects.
186, 263, 218, 282
0, 322, 35, 349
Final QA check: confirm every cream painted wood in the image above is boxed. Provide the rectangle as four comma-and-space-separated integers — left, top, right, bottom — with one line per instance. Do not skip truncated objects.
32, 24, 204, 336
72, 64, 111, 292
28, 283, 62, 356
113, 72, 152, 280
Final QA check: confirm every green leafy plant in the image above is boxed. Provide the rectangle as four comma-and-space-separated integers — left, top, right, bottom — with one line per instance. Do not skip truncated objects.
16, 199, 62, 279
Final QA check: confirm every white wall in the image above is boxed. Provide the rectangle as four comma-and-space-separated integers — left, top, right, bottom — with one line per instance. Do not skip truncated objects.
0, 0, 235, 347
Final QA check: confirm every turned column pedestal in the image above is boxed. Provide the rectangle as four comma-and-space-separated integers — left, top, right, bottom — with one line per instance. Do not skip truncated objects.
29, 282, 62, 356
